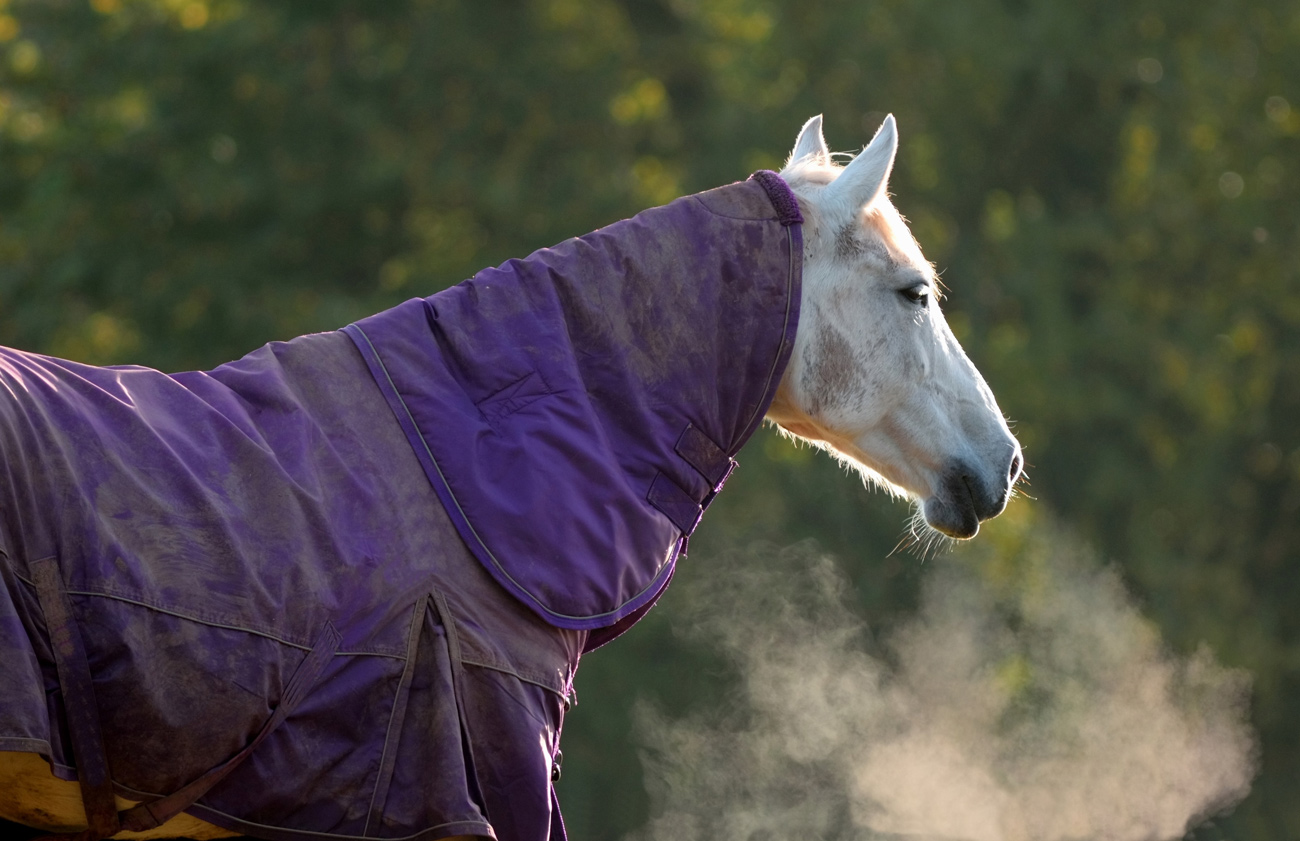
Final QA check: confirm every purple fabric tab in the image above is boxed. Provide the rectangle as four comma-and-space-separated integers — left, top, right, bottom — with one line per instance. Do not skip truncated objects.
646, 472, 704, 537
674, 424, 734, 490
749, 170, 803, 226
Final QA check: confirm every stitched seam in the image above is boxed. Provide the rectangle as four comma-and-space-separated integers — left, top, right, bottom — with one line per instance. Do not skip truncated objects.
475, 370, 555, 425
18, 575, 407, 660
689, 194, 779, 221
459, 656, 568, 697
14, 575, 315, 652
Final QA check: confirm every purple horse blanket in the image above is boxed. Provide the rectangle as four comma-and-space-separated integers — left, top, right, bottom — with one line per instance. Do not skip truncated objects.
0, 173, 802, 841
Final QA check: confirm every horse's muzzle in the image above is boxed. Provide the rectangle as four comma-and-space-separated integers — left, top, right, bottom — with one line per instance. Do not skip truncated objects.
923, 450, 1022, 539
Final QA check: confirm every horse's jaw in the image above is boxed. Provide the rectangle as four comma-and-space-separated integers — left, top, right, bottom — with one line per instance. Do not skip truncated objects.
768, 433, 1012, 542
768, 382, 1021, 541
767, 387, 924, 508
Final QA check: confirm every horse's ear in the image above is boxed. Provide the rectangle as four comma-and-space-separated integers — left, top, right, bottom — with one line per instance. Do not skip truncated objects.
824, 113, 898, 219
787, 114, 830, 168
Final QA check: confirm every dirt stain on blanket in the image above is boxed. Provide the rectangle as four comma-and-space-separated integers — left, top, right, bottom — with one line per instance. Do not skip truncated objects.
630, 514, 1256, 841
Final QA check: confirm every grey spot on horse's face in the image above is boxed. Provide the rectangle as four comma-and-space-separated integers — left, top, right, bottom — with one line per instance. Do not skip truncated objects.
834, 224, 865, 261
835, 223, 894, 266
801, 313, 870, 418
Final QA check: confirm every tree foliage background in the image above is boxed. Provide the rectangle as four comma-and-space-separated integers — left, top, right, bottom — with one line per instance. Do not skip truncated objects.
0, 0, 1295, 838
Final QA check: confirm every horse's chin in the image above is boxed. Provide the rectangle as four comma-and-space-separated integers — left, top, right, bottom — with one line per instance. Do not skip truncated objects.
921, 494, 980, 540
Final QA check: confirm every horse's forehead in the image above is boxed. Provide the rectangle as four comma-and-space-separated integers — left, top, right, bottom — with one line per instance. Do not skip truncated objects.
834, 222, 890, 263
831, 220, 929, 285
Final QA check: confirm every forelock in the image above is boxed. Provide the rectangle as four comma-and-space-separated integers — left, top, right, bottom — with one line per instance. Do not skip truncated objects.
779, 153, 849, 188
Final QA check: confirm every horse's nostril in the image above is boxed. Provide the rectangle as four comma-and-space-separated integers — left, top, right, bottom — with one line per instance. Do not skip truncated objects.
1008, 450, 1023, 486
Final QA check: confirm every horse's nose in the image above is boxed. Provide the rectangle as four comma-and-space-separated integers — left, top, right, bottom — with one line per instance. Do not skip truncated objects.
1007, 447, 1024, 490
980, 443, 1023, 517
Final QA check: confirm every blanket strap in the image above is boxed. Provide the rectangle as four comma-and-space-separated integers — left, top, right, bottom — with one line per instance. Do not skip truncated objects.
675, 424, 736, 499
117, 620, 341, 834
647, 424, 738, 546
30, 558, 120, 841
28, 557, 339, 841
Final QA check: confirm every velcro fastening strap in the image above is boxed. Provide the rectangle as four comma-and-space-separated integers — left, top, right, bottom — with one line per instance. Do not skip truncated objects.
674, 424, 736, 492
647, 471, 704, 537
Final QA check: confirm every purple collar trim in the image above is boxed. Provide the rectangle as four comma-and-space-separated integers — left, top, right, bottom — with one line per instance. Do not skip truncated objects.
749, 170, 803, 226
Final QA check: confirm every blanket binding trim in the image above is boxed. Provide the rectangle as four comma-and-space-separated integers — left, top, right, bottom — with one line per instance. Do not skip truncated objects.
180, 812, 496, 841
38, 582, 405, 658
732, 221, 802, 452
458, 655, 569, 697
748, 170, 804, 227
45, 583, 315, 652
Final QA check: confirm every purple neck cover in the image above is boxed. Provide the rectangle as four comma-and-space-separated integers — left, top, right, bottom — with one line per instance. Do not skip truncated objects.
345, 172, 803, 645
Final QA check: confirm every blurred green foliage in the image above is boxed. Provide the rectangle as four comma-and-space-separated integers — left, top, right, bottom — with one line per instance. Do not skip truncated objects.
0, 0, 1295, 838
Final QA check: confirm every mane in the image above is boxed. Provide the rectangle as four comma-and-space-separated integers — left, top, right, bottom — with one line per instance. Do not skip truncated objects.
781, 154, 936, 279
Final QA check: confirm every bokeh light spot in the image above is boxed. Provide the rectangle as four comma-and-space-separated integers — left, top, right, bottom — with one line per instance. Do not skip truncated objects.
982, 190, 1017, 241
9, 39, 40, 74
1265, 95, 1290, 123
180, 2, 209, 30
1137, 57, 1163, 83
1190, 124, 1217, 151
210, 134, 238, 163
1219, 171, 1244, 199
610, 78, 668, 125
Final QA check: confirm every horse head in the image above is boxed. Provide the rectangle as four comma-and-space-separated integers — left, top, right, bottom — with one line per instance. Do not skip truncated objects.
767, 115, 1022, 540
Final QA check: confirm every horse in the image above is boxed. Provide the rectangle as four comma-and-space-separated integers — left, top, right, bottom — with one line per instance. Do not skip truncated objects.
0, 115, 1021, 841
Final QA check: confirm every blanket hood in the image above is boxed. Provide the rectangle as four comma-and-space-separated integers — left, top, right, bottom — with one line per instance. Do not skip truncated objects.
345, 172, 803, 640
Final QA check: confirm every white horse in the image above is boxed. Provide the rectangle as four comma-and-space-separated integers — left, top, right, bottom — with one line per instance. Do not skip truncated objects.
0, 115, 1019, 841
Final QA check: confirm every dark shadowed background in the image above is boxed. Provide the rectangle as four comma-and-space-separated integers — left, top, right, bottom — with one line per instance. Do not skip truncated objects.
0, 0, 1295, 838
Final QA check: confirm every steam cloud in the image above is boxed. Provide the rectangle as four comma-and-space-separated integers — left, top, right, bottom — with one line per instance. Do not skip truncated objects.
631, 521, 1256, 841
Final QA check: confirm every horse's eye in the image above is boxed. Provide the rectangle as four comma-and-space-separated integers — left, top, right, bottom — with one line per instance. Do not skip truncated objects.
899, 285, 930, 305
